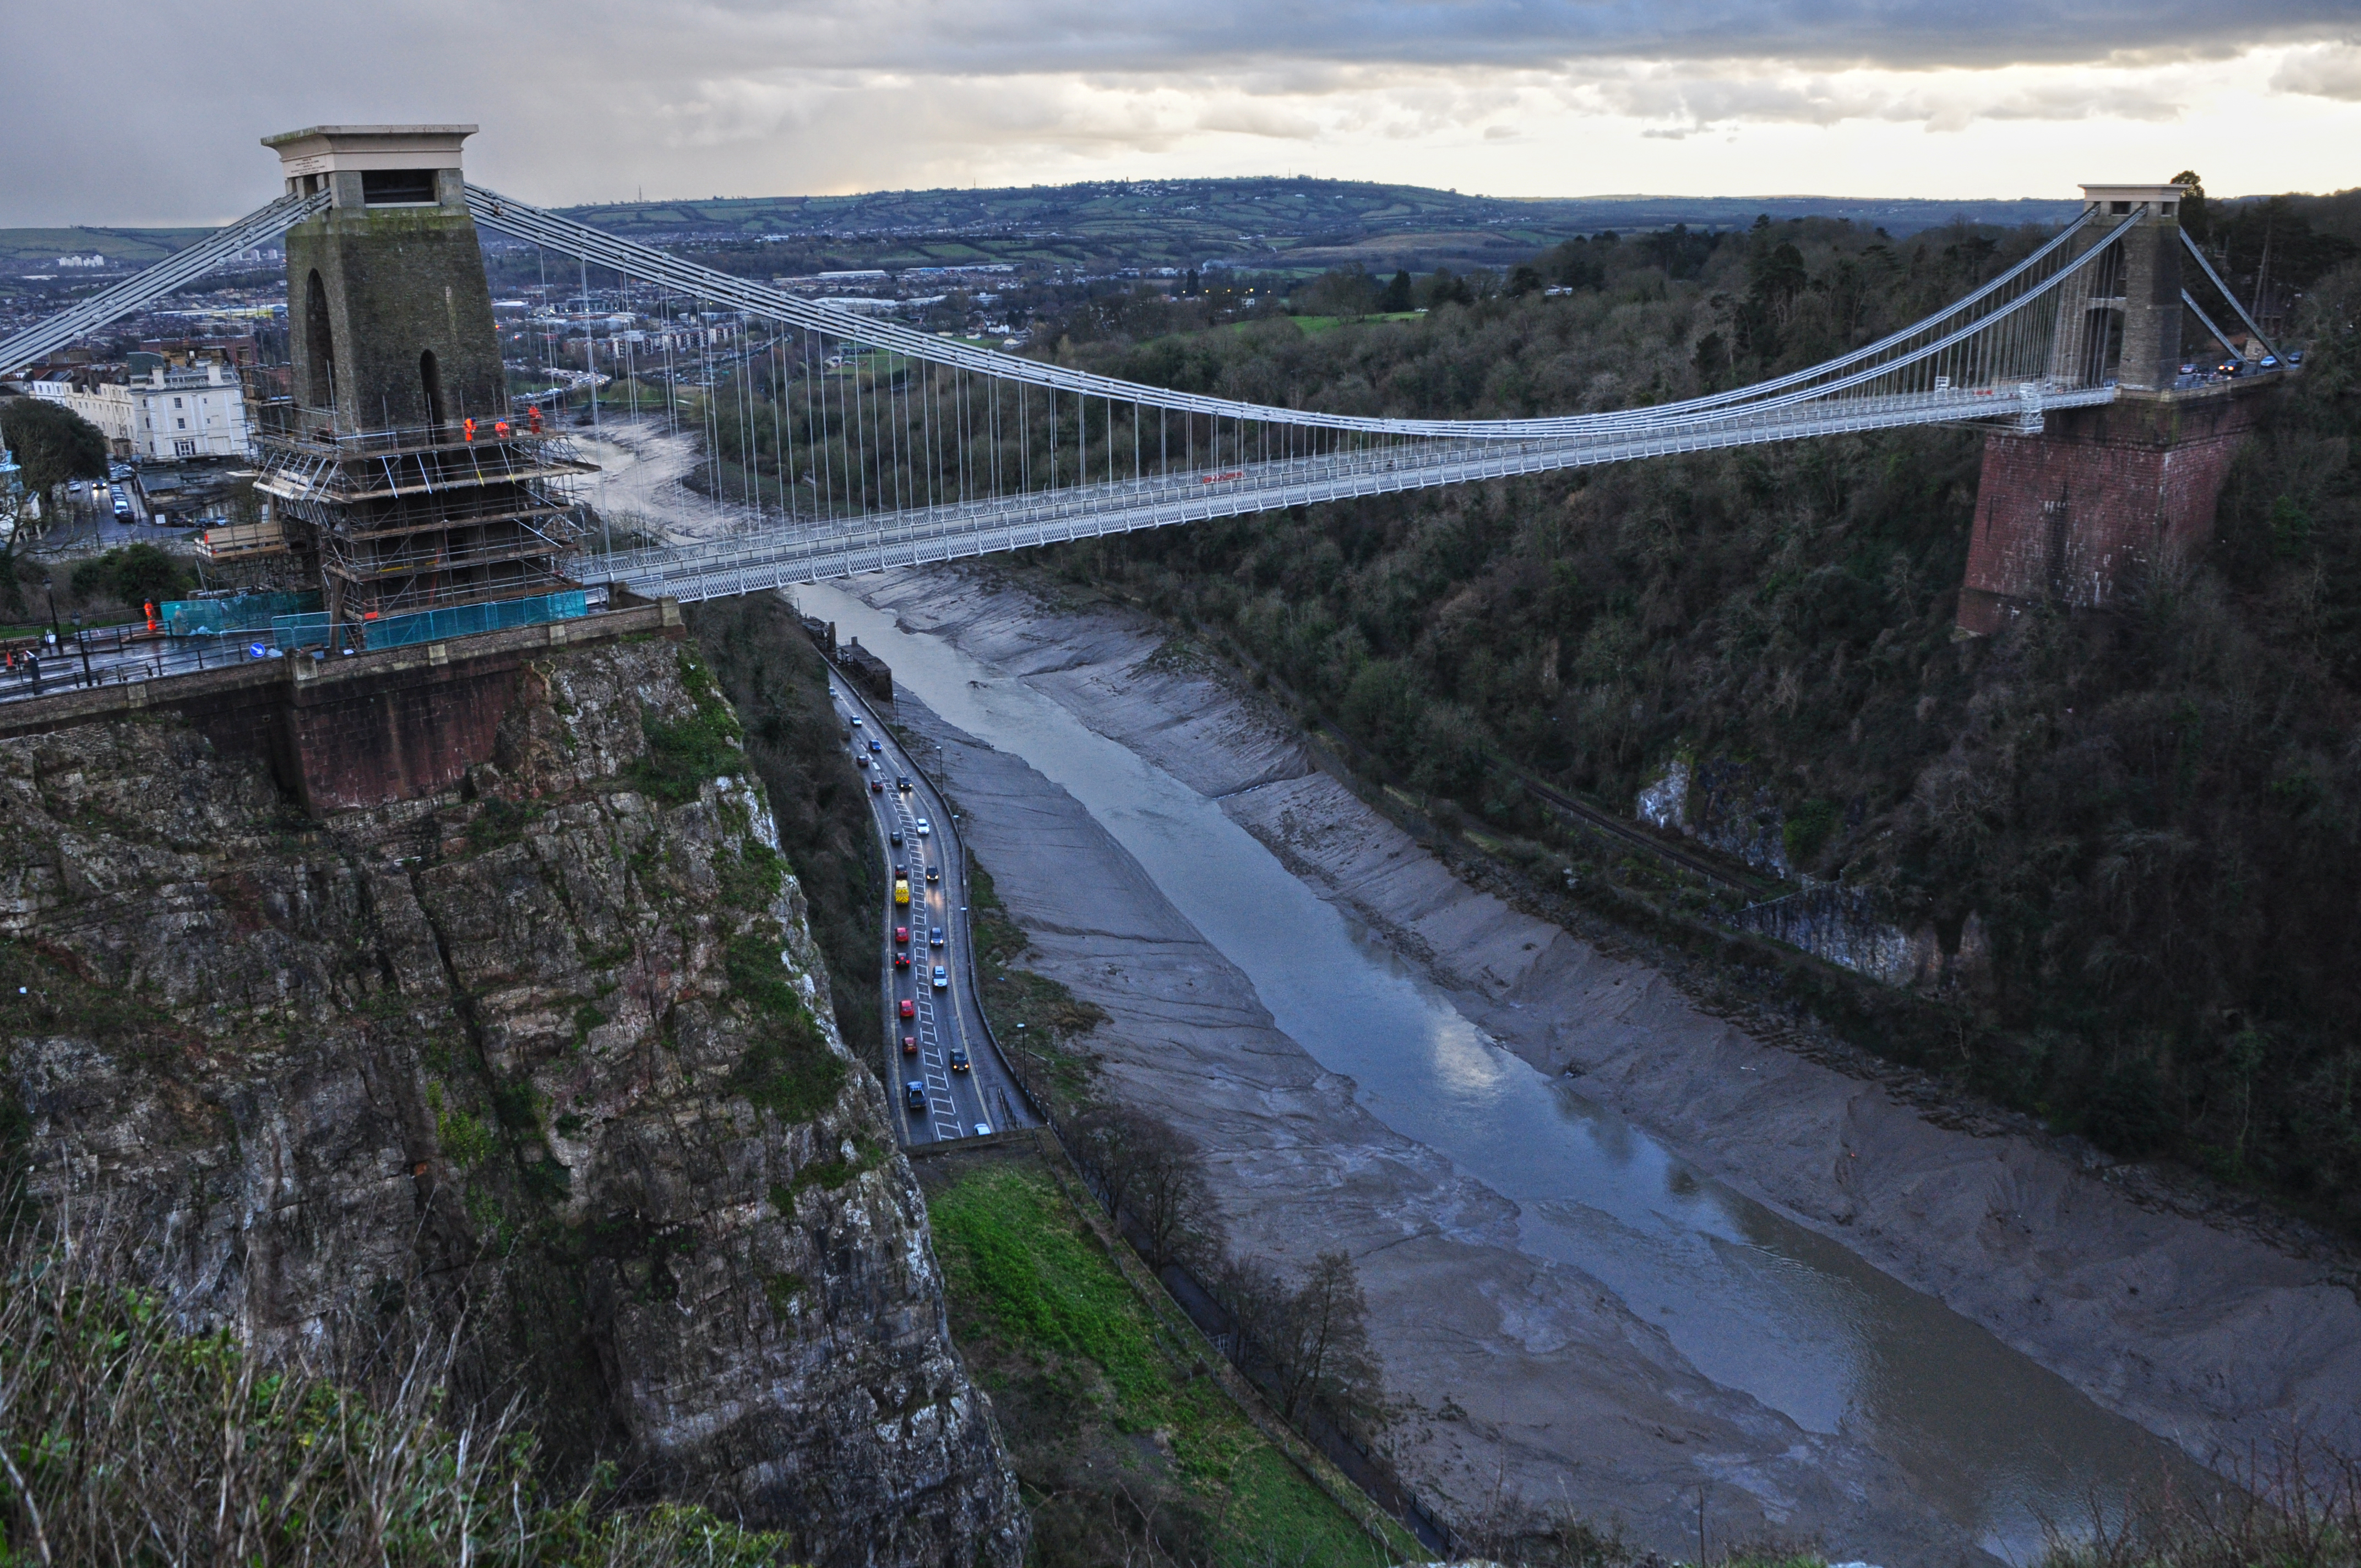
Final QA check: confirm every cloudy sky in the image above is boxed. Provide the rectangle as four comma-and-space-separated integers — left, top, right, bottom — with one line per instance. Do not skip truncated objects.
6, 1, 2359, 226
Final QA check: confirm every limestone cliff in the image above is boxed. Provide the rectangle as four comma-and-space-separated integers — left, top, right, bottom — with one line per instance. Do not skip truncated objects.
0, 633, 1025, 1567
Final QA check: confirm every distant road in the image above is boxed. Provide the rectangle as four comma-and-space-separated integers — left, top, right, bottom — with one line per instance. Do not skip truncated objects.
825, 663, 1035, 1145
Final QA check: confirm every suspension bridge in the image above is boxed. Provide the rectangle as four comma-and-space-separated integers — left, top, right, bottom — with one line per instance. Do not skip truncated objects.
0, 134, 2286, 620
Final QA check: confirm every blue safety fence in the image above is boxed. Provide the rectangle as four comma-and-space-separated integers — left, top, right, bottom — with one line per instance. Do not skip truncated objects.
362, 590, 588, 650
271, 612, 335, 649
161, 591, 322, 636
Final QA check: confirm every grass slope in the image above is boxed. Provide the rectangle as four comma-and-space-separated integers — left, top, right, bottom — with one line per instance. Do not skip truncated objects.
922, 1155, 1402, 1568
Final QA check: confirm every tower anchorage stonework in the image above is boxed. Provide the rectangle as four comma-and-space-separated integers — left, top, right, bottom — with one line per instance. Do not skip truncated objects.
1957, 182, 2282, 635
249, 125, 594, 648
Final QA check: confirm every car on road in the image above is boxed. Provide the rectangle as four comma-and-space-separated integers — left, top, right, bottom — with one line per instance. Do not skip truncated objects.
926, 865, 940, 884
895, 925, 909, 945
947, 1043, 970, 1072
868, 739, 882, 754
899, 998, 915, 1020
850, 715, 861, 728
932, 965, 949, 990
889, 827, 903, 846
902, 1034, 917, 1056
897, 775, 911, 791
905, 1081, 926, 1112
828, 687, 838, 699
856, 753, 869, 768
915, 819, 931, 837
973, 1123, 992, 1137
893, 952, 910, 970
929, 926, 944, 947
870, 780, 884, 794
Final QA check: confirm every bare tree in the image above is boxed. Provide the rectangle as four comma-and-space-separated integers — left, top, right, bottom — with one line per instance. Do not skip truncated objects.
1270, 1249, 1381, 1427
1127, 1122, 1225, 1273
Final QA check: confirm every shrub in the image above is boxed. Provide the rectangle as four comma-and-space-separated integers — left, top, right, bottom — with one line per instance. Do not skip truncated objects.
0, 1209, 793, 1565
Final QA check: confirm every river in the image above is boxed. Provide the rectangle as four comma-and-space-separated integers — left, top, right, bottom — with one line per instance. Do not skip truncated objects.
795, 575, 2201, 1564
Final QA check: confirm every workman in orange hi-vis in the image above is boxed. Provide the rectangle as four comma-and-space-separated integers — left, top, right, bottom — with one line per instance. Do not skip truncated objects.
145, 602, 157, 633
526, 405, 543, 433
463, 417, 477, 442
494, 418, 512, 439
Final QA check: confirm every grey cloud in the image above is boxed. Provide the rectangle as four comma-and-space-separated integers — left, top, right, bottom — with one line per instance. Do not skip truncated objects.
2273, 39, 2361, 95
3, 0, 2353, 223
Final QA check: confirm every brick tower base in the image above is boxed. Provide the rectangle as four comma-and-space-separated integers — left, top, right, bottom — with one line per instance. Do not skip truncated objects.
1957, 380, 2272, 635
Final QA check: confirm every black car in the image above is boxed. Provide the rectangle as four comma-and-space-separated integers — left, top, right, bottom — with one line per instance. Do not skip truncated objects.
889, 828, 904, 846
897, 775, 911, 791
925, 865, 940, 884
947, 1044, 970, 1072
905, 1080, 927, 1112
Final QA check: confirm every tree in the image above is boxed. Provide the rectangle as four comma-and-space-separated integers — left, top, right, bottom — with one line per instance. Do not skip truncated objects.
68, 545, 188, 609
1126, 1123, 1223, 1273
0, 398, 108, 499
1293, 266, 1379, 319
2172, 170, 2209, 243
1417, 268, 1472, 309
1269, 1249, 1381, 1425
1377, 270, 1413, 313
1073, 1103, 1160, 1222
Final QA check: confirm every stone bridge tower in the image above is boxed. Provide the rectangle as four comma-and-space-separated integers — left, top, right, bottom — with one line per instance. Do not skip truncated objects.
253, 125, 591, 645
1957, 182, 2273, 635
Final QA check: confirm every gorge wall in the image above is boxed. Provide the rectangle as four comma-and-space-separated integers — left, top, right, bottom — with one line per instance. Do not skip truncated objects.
0, 630, 1025, 1566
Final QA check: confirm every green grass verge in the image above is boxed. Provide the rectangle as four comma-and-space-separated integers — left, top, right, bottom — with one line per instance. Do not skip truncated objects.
926, 1159, 1406, 1568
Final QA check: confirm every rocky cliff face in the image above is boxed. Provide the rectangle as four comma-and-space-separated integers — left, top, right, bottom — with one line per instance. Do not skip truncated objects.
0, 634, 1024, 1567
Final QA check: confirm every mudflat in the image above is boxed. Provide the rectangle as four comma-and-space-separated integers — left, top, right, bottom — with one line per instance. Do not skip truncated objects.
893, 679, 1985, 1564
830, 564, 2360, 1550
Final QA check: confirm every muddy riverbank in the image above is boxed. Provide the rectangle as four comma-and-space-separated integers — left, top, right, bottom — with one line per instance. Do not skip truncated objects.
800, 565, 2360, 1554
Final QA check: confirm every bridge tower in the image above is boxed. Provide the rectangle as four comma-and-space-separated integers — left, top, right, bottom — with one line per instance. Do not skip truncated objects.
252, 125, 591, 645
1957, 182, 2267, 635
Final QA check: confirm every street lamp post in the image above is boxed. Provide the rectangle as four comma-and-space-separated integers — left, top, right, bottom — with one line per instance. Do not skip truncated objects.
70, 614, 91, 685
40, 578, 59, 645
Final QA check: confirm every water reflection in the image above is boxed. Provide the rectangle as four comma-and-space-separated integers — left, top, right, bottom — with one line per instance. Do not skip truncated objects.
793, 581, 2200, 1562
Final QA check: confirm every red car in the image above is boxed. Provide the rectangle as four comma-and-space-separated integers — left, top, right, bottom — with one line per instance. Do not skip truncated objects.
894, 952, 911, 970
894, 926, 909, 945
899, 998, 915, 1020
902, 1034, 918, 1056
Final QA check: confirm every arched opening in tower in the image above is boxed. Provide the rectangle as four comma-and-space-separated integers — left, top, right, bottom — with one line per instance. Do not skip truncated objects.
303, 269, 337, 414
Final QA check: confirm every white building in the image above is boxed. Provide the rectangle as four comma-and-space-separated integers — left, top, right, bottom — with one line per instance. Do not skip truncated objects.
26, 360, 249, 461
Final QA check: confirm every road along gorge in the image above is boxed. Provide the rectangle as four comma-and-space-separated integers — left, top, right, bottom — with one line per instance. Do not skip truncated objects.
586, 418, 2361, 1565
